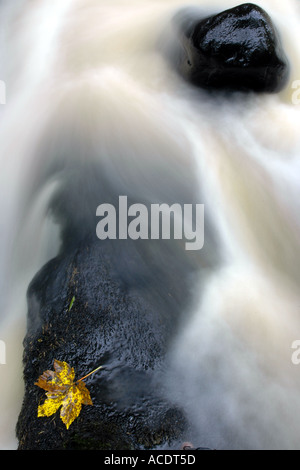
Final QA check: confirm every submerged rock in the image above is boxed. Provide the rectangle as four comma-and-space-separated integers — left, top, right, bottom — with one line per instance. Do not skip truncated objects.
169, 3, 289, 92
16, 236, 197, 450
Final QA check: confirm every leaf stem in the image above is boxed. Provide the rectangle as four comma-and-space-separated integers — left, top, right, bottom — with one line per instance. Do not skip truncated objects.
77, 365, 102, 383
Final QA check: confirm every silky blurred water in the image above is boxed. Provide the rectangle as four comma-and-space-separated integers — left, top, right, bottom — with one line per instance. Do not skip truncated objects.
0, 0, 300, 449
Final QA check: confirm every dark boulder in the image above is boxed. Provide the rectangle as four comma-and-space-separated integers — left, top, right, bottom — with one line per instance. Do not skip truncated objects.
168, 3, 289, 93
16, 236, 198, 450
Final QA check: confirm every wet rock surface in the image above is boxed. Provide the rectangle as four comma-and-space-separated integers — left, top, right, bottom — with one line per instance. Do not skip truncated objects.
16, 236, 198, 450
168, 3, 289, 93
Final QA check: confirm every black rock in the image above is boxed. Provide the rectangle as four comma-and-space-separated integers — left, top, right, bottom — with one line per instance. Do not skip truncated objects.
169, 3, 289, 93
16, 235, 199, 450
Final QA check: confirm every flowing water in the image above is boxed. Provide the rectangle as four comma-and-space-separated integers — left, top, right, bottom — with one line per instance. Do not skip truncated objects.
0, 0, 300, 450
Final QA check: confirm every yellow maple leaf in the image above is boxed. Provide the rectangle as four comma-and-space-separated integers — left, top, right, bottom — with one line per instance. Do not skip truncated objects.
35, 359, 102, 429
